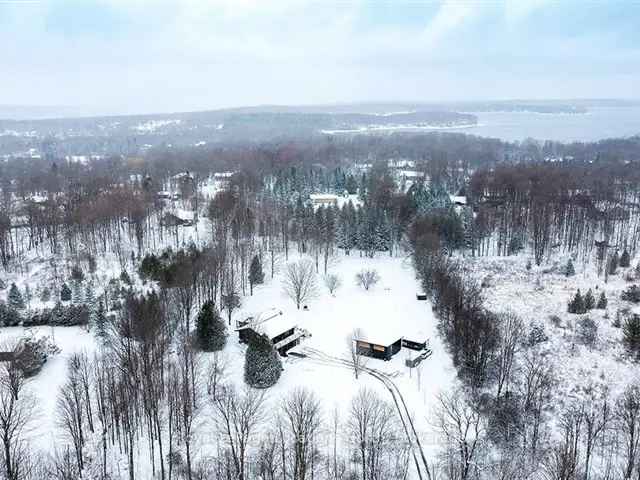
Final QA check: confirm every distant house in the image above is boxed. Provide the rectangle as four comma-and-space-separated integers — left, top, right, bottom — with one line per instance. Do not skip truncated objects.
449, 195, 467, 207
309, 194, 339, 208
236, 309, 306, 356
161, 209, 195, 227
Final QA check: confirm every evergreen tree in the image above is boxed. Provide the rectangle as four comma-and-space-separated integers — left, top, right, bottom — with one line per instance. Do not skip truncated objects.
248, 255, 265, 295
565, 259, 576, 277
72, 280, 83, 305
568, 289, 585, 314
596, 291, 608, 310
636, 262, 640, 279
623, 314, 640, 359
620, 249, 631, 268
7, 283, 25, 310
244, 333, 282, 388
608, 252, 619, 275
584, 288, 596, 311
40, 286, 51, 303
94, 300, 108, 342
23, 285, 32, 310
196, 301, 227, 351
60, 283, 72, 302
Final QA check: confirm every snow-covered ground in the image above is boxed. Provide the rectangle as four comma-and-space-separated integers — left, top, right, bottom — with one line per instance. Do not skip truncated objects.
465, 253, 640, 409
0, 251, 456, 475
222, 253, 456, 445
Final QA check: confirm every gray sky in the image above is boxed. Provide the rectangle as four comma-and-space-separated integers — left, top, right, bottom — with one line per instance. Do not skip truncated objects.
2, 0, 639, 115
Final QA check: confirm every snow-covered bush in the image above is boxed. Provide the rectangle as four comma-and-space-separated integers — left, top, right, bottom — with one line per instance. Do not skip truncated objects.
70, 264, 84, 282
355, 269, 380, 291
577, 317, 598, 346
244, 333, 282, 388
528, 323, 548, 346
596, 291, 608, 310
620, 249, 631, 268
8, 283, 25, 310
564, 259, 576, 277
324, 274, 342, 295
60, 283, 72, 302
568, 289, 586, 314
0, 301, 23, 326
14, 335, 59, 377
621, 285, 640, 303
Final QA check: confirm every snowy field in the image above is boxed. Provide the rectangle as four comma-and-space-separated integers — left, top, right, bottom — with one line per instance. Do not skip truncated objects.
0, 252, 456, 475
465, 253, 640, 411
223, 253, 456, 445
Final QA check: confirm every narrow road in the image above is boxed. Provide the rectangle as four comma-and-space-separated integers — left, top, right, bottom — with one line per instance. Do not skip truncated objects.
300, 347, 432, 480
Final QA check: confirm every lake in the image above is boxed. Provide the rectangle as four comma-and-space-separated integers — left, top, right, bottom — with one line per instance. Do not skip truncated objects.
465, 106, 640, 143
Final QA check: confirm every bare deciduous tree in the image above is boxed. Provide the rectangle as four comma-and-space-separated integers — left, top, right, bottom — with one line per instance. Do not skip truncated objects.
282, 259, 318, 309
346, 328, 368, 380
282, 388, 322, 480
356, 269, 380, 291
435, 389, 484, 480
324, 274, 342, 296
0, 357, 36, 480
347, 387, 401, 480
494, 312, 524, 399
211, 384, 266, 480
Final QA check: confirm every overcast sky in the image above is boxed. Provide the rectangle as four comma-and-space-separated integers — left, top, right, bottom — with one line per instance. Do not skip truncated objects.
2, 0, 639, 115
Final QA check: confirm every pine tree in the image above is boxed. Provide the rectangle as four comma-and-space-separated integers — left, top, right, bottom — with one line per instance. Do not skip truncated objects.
196, 301, 227, 351
568, 289, 585, 314
584, 288, 596, 311
72, 280, 83, 305
94, 300, 108, 342
60, 283, 72, 302
8, 283, 25, 310
565, 259, 576, 277
248, 255, 264, 295
620, 249, 631, 268
608, 252, 619, 275
40, 286, 51, 303
636, 262, 640, 279
623, 314, 640, 359
244, 333, 282, 388
596, 291, 608, 310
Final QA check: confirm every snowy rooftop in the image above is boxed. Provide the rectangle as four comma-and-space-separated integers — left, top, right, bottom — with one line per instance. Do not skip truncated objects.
238, 308, 298, 339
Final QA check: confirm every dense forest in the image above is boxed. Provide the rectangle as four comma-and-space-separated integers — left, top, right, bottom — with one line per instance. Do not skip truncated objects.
1, 131, 640, 479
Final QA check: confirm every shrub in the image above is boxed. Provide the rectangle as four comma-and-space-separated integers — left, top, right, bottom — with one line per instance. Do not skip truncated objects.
528, 323, 548, 346
60, 283, 72, 302
568, 290, 586, 314
577, 317, 598, 346
0, 302, 22, 327
620, 249, 631, 268
324, 274, 342, 295
355, 269, 380, 291
549, 315, 562, 328
584, 289, 595, 311
596, 291, 608, 309
565, 259, 576, 277
40, 286, 51, 303
70, 265, 84, 282
7, 283, 25, 310
621, 285, 640, 304
608, 252, 619, 275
